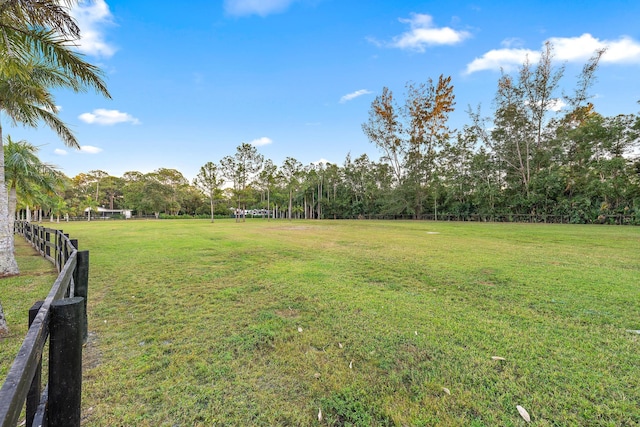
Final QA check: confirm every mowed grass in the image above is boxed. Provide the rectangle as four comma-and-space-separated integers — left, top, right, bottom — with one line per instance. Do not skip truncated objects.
3, 220, 640, 426
0, 239, 58, 380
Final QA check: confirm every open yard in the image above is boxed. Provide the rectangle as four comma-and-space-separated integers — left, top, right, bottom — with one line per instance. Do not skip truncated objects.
2, 219, 640, 426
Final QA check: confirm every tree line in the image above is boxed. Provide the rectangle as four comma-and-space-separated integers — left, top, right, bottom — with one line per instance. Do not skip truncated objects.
11, 43, 640, 225
8, 44, 640, 226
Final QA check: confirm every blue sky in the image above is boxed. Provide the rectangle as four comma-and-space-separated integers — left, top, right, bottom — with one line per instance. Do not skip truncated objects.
7, 0, 640, 180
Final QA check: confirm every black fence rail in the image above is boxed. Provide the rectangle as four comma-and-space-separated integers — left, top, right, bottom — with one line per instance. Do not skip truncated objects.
0, 222, 89, 427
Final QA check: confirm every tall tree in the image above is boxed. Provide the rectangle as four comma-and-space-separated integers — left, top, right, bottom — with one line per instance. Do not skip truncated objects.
194, 162, 222, 223
139, 178, 171, 218
470, 42, 603, 214
0, 0, 110, 277
404, 75, 455, 217
152, 168, 188, 215
280, 157, 302, 220
362, 87, 404, 184
235, 143, 263, 221
363, 75, 455, 217
439, 129, 476, 218
101, 175, 124, 210
121, 170, 145, 213
221, 144, 263, 222
0, 0, 110, 336
313, 162, 325, 219
322, 162, 345, 219
257, 159, 277, 221
87, 169, 109, 202
219, 155, 240, 221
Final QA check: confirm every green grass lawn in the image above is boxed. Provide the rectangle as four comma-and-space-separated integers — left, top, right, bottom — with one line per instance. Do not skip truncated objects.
0, 239, 58, 380
3, 219, 640, 426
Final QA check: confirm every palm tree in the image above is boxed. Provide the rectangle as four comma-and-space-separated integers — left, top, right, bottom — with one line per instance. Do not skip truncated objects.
0, 0, 111, 335
0, 0, 109, 90
5, 135, 60, 225
49, 195, 68, 222
0, 2, 110, 274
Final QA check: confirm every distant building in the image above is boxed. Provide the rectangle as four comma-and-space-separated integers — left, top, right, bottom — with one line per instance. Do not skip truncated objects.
84, 207, 132, 219
230, 208, 270, 218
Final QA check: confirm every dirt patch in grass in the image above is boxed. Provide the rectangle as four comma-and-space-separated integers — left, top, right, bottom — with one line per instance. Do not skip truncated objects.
275, 308, 300, 318
83, 331, 102, 371
479, 281, 496, 287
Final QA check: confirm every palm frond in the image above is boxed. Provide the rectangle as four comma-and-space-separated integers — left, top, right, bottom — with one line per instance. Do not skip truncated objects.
30, 105, 78, 147
0, 0, 110, 154
5, 134, 61, 197
0, 0, 80, 38
0, 25, 110, 97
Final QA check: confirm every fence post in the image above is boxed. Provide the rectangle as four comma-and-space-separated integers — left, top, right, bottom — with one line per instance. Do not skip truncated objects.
26, 301, 44, 427
45, 229, 51, 258
62, 234, 70, 266
39, 227, 45, 254
73, 250, 90, 343
64, 234, 70, 262
49, 297, 84, 427
55, 231, 61, 271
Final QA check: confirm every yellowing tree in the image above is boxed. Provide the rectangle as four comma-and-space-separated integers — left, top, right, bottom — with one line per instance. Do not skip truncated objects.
363, 75, 455, 217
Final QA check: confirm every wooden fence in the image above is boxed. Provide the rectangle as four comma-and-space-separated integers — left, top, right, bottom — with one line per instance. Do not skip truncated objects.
0, 222, 89, 427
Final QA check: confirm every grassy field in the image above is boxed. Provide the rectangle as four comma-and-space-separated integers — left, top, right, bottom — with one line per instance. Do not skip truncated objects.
0, 239, 58, 379
2, 219, 640, 426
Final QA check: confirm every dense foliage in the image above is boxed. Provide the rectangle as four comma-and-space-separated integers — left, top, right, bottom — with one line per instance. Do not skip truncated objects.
11, 45, 640, 224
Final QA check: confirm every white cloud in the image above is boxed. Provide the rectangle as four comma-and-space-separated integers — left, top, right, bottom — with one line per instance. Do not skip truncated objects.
525, 98, 567, 112
382, 13, 470, 52
466, 33, 640, 74
54, 149, 67, 155
224, 0, 297, 17
70, 0, 116, 58
312, 158, 330, 165
550, 34, 640, 64
250, 137, 273, 146
340, 89, 372, 103
465, 48, 538, 74
548, 98, 567, 112
79, 145, 103, 154
79, 109, 140, 125
603, 37, 640, 63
